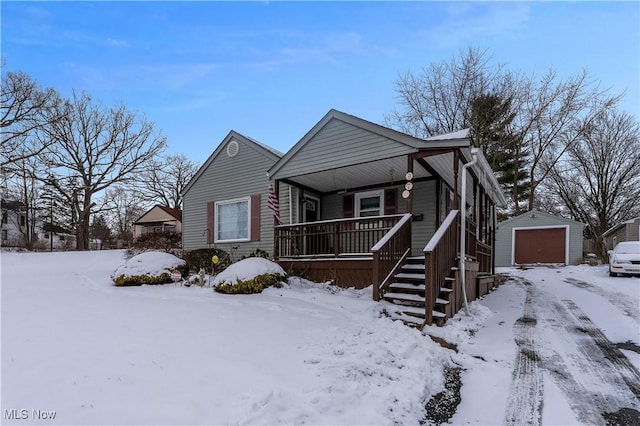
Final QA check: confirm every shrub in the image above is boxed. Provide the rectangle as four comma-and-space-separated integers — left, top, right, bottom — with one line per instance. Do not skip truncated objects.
111, 251, 189, 287
129, 232, 181, 256
240, 248, 270, 260
182, 248, 231, 273
114, 272, 172, 287
214, 273, 286, 295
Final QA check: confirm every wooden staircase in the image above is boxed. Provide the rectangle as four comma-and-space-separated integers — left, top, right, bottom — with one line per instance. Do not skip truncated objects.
382, 256, 457, 327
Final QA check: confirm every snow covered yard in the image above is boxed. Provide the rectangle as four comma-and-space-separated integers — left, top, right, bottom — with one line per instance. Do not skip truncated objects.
2, 250, 639, 425
1, 250, 450, 425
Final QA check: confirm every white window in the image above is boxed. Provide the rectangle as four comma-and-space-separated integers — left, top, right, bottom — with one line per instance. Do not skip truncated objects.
215, 197, 250, 242
355, 190, 384, 217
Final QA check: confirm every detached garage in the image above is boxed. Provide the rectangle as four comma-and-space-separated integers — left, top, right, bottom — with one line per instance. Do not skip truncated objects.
495, 210, 585, 266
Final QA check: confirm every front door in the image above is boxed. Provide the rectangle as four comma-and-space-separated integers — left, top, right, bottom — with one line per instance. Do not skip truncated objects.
302, 196, 327, 254
303, 196, 319, 222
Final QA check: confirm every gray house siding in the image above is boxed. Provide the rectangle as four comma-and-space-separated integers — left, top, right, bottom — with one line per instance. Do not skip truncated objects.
603, 217, 640, 249
182, 134, 283, 259
317, 180, 437, 255
273, 119, 414, 179
495, 210, 585, 266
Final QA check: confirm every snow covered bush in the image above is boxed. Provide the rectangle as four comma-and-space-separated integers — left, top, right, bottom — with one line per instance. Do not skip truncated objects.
212, 257, 287, 294
214, 273, 286, 294
112, 251, 188, 286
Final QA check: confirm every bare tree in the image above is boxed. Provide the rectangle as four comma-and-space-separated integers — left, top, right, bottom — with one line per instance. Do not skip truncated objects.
138, 154, 200, 209
1, 69, 60, 166
102, 185, 148, 247
384, 47, 509, 137
548, 109, 640, 258
513, 69, 621, 210
41, 91, 166, 250
386, 47, 621, 214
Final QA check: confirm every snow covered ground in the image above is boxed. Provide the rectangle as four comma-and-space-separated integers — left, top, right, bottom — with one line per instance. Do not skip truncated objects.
1, 250, 639, 425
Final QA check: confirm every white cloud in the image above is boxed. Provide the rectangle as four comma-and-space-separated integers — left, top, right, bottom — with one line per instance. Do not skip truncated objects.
419, 3, 532, 49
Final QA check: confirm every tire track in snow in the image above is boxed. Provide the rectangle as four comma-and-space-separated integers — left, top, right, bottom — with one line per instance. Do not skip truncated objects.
562, 299, 640, 401
506, 277, 640, 425
563, 277, 640, 321
505, 279, 544, 426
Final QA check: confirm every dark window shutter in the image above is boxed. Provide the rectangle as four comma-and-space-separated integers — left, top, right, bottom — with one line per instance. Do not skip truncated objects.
384, 188, 397, 215
250, 194, 260, 241
343, 194, 354, 218
207, 201, 215, 244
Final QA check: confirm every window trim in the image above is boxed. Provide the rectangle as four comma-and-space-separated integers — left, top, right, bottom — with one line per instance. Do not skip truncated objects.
214, 196, 251, 243
354, 190, 384, 218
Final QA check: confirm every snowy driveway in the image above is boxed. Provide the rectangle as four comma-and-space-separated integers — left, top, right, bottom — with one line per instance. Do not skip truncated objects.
435, 265, 640, 425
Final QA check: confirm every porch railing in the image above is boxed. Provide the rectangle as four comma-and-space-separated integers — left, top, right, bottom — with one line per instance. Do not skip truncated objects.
462, 217, 492, 274
423, 210, 460, 325
274, 214, 406, 259
372, 213, 413, 301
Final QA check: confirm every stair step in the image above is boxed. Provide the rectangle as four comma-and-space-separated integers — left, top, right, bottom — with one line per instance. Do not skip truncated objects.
390, 313, 425, 326
435, 298, 449, 306
397, 305, 426, 317
395, 273, 425, 281
439, 287, 453, 293
432, 311, 447, 319
444, 277, 455, 281
406, 256, 425, 262
402, 264, 425, 271
383, 292, 425, 303
389, 282, 426, 292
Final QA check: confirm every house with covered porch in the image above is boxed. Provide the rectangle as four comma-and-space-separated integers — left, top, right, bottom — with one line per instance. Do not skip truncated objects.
268, 109, 506, 326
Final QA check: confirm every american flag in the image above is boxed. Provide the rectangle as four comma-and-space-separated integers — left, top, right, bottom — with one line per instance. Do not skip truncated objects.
267, 183, 282, 225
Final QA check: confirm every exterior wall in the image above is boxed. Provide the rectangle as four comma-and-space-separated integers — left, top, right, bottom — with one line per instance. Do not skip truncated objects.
495, 211, 585, 266
275, 119, 413, 178
1, 210, 25, 247
311, 180, 437, 256
410, 180, 438, 255
604, 218, 640, 249
133, 207, 182, 239
182, 138, 280, 259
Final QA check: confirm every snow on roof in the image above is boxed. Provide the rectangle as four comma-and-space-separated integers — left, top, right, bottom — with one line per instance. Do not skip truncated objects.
424, 128, 470, 141
603, 216, 640, 237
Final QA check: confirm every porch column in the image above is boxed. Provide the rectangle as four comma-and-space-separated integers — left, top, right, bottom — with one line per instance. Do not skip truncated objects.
453, 150, 460, 210
273, 179, 280, 260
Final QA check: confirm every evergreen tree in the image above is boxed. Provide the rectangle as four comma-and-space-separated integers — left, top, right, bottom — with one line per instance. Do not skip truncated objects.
469, 93, 530, 216
90, 214, 112, 250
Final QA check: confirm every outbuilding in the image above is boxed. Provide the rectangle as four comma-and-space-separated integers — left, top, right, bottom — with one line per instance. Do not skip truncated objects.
495, 210, 585, 266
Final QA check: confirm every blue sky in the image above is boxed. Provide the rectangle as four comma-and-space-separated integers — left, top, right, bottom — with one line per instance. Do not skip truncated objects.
2, 1, 638, 163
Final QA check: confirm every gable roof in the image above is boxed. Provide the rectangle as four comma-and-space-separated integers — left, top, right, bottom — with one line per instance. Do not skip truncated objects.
603, 216, 640, 237
182, 130, 283, 196
134, 205, 183, 224
498, 210, 585, 227
156, 205, 182, 221
267, 109, 471, 179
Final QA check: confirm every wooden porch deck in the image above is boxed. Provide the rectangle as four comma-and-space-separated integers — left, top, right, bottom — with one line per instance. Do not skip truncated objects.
274, 212, 497, 326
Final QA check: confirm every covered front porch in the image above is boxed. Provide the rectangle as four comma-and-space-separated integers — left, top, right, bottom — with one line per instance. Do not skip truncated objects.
267, 110, 506, 325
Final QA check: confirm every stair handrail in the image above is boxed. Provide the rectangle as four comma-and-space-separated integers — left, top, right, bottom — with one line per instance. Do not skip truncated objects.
423, 210, 460, 325
372, 213, 413, 301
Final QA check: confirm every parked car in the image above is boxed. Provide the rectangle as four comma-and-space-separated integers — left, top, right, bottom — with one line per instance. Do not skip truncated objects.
608, 241, 640, 277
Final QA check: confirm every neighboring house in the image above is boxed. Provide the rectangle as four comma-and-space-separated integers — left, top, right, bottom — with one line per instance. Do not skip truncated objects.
603, 217, 640, 250
1, 199, 76, 250
133, 205, 183, 239
39, 223, 76, 250
266, 109, 507, 326
495, 210, 585, 266
181, 130, 285, 258
1, 199, 27, 247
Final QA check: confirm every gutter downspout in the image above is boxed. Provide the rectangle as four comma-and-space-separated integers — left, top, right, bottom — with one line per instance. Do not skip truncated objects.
460, 148, 479, 314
